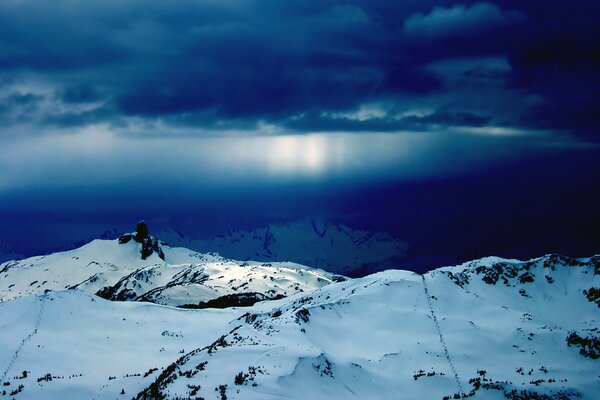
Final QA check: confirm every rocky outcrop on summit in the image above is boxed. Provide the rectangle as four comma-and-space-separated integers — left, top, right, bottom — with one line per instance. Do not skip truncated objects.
118, 220, 165, 260
0, 233, 343, 307
439, 254, 600, 290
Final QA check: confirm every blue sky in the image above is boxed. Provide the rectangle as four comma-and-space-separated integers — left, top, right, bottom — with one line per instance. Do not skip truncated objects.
0, 0, 598, 268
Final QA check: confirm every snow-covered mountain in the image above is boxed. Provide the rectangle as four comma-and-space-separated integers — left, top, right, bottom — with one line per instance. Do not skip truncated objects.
157, 220, 408, 276
3, 220, 407, 276
0, 234, 343, 307
133, 254, 599, 400
0, 252, 597, 399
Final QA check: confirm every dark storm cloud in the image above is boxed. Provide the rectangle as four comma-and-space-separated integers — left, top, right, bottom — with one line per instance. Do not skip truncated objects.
403, 2, 523, 38
0, 91, 45, 121
42, 105, 116, 128
284, 110, 490, 132
0, 0, 598, 139
0, 1, 598, 271
504, 2, 600, 139
59, 85, 102, 104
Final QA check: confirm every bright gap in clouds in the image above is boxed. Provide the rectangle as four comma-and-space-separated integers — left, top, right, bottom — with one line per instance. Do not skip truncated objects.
0, 126, 583, 191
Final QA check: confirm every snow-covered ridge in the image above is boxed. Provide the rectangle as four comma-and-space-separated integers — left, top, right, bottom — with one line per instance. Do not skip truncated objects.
0, 237, 344, 307
136, 253, 599, 400
1, 220, 408, 275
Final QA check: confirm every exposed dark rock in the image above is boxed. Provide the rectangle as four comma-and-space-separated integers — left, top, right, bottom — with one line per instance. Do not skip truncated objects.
178, 292, 285, 309
446, 271, 470, 287
477, 262, 517, 285
96, 285, 121, 301
592, 255, 600, 275
95, 267, 161, 302
295, 308, 311, 323
519, 273, 535, 284
135, 220, 149, 239
113, 288, 137, 301
118, 220, 165, 261
566, 331, 600, 359
118, 234, 132, 244
583, 287, 600, 307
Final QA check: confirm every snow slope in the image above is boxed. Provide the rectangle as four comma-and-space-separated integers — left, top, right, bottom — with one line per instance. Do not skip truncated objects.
138, 254, 600, 400
0, 253, 597, 399
0, 239, 343, 307
0, 290, 243, 399
157, 220, 408, 276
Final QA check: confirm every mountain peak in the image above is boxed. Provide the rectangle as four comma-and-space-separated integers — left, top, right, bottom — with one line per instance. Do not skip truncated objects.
117, 220, 165, 260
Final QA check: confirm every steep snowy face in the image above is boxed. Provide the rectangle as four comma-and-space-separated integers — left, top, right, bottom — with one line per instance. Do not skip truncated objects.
157, 220, 408, 276
138, 254, 599, 400
0, 238, 344, 307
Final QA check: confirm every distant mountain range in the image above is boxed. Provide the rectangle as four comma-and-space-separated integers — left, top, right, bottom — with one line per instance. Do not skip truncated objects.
0, 244, 22, 264
4, 220, 409, 277
157, 219, 409, 276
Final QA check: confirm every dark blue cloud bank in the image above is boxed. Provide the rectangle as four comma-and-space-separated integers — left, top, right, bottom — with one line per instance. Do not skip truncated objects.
0, 1, 598, 270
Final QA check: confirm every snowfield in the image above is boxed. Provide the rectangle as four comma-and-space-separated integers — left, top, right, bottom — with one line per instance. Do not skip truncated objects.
0, 241, 598, 399
0, 290, 242, 399
0, 239, 343, 307
136, 254, 599, 400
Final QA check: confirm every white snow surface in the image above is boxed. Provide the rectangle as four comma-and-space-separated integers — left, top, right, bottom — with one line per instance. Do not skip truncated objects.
0, 239, 343, 306
0, 290, 242, 399
0, 250, 598, 399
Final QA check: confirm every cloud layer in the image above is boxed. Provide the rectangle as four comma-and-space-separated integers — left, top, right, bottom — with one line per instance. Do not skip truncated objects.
0, 0, 598, 140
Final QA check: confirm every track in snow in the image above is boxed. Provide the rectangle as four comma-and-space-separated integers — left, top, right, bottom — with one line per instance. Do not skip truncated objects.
0, 294, 46, 383
421, 275, 464, 397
